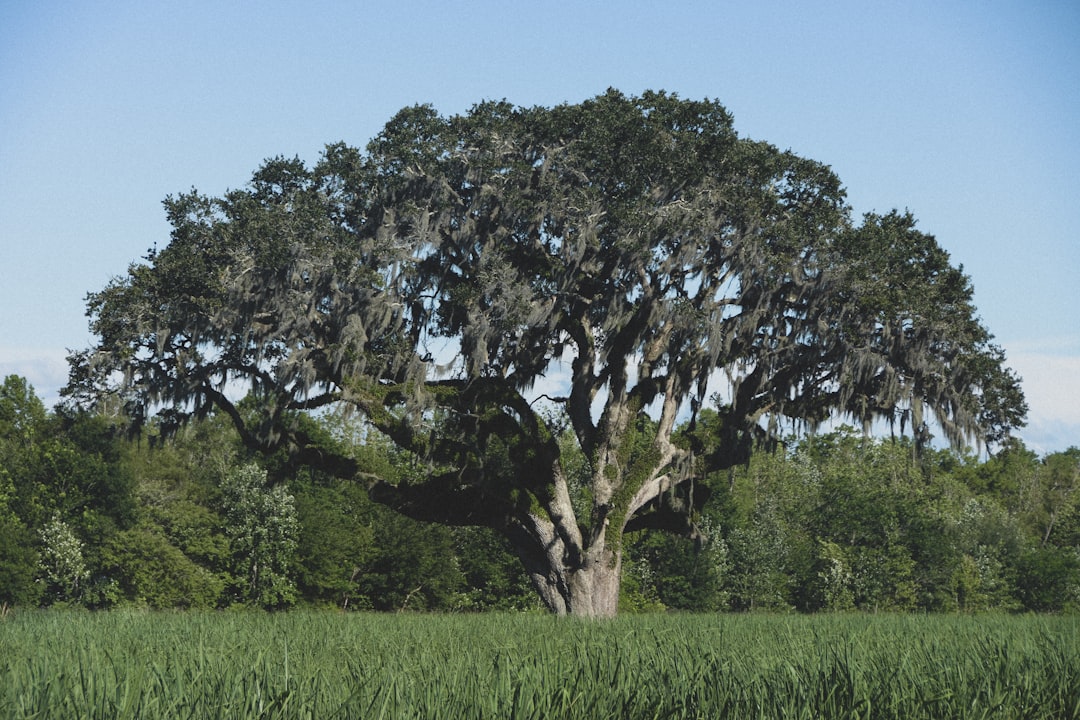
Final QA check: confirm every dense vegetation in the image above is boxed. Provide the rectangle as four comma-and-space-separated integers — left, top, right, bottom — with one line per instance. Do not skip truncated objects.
2, 611, 1077, 719
66, 91, 1025, 615
2, 374, 1076, 613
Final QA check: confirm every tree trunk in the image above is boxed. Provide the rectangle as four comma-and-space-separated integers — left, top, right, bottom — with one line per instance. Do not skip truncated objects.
515, 536, 622, 618
565, 549, 622, 617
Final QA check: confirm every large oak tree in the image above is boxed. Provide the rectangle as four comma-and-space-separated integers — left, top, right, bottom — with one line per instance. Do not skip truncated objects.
67, 90, 1025, 616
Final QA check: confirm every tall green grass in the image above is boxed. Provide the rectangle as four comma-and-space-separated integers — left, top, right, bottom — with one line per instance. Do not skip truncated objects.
1, 611, 1077, 719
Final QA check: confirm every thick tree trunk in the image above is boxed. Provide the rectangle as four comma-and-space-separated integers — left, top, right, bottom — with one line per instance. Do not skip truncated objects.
524, 561, 622, 617
565, 550, 622, 617
515, 534, 622, 618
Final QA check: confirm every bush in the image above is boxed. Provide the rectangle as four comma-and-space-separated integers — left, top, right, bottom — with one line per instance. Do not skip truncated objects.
1016, 546, 1080, 612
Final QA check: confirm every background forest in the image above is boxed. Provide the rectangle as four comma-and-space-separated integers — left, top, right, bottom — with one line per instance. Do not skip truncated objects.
1, 373, 1077, 614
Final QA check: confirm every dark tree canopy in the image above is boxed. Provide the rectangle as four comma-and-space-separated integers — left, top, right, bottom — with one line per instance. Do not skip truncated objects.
68, 90, 1025, 615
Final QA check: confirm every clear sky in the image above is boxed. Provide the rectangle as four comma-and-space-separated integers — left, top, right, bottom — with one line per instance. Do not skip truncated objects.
1, 0, 1077, 453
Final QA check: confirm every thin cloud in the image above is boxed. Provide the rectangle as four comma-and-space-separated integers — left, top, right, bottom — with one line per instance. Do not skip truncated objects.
0, 346, 70, 408
1006, 338, 1080, 424
1006, 344, 1080, 452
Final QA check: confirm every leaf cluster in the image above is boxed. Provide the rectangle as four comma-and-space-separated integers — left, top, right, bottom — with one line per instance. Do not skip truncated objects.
64, 92, 1026, 613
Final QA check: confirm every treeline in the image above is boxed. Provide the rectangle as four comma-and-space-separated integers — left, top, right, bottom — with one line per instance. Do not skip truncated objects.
630, 416, 1080, 613
1, 374, 1077, 613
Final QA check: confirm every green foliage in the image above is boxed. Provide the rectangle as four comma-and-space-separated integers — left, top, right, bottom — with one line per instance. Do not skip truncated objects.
0, 375, 46, 443
69, 91, 1026, 616
37, 515, 89, 604
1023, 448, 1080, 546
127, 430, 231, 570
452, 526, 537, 611
0, 375, 1074, 614
0, 513, 39, 606
291, 475, 376, 608
829, 213, 1026, 446
220, 463, 300, 609
814, 540, 856, 611
0, 378, 140, 609
625, 524, 730, 612
352, 511, 464, 612
969, 437, 1040, 503
726, 510, 797, 611
2, 612, 1078, 719
631, 423, 1077, 614
617, 555, 667, 613
100, 526, 225, 609
1016, 546, 1080, 612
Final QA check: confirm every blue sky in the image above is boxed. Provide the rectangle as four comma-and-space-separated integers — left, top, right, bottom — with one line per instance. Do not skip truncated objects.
1, 1, 1077, 453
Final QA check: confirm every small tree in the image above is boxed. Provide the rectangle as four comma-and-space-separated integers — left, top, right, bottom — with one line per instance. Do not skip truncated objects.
0, 511, 40, 607
38, 515, 89, 604
68, 91, 1025, 616
220, 463, 299, 608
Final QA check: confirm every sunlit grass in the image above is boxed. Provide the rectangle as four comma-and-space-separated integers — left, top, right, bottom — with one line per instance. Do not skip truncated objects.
1, 611, 1077, 719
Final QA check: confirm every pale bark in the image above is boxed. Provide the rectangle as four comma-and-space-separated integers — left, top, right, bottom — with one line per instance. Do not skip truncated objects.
507, 514, 622, 617
565, 549, 622, 618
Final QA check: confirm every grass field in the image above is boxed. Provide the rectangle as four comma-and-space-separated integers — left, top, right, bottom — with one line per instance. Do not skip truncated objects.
1, 610, 1077, 719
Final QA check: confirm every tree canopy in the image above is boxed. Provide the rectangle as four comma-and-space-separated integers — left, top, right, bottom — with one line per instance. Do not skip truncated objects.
67, 90, 1025, 616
